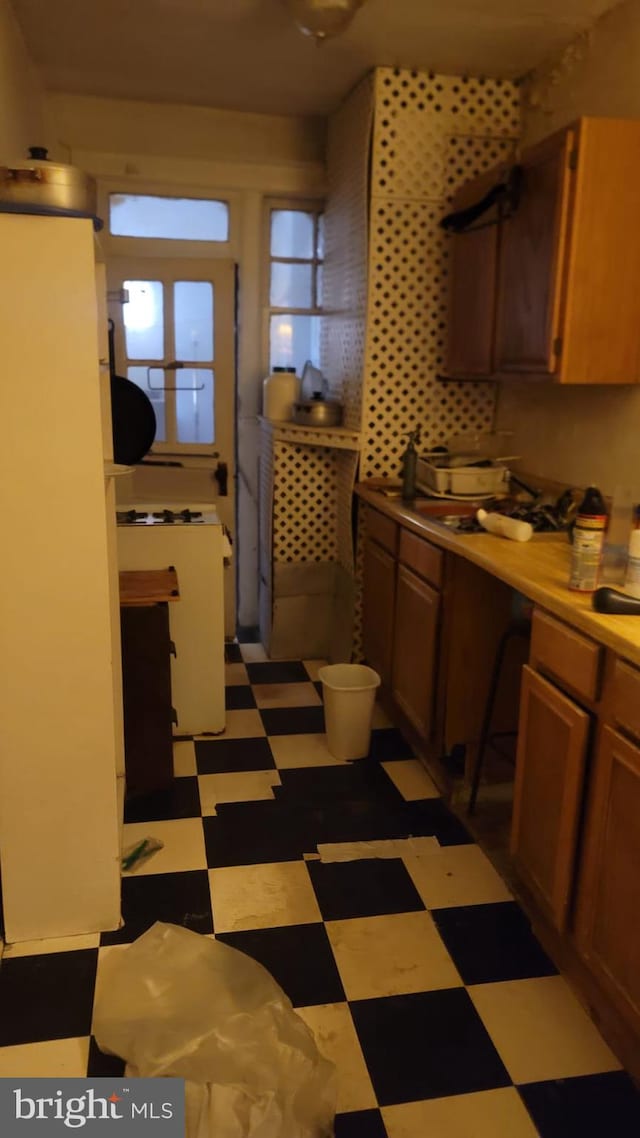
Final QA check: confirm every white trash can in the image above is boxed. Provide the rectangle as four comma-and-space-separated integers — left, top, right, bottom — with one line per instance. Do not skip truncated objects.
318, 664, 381, 761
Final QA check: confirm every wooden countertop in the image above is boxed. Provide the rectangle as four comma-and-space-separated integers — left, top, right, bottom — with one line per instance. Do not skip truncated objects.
119, 569, 180, 607
356, 482, 640, 667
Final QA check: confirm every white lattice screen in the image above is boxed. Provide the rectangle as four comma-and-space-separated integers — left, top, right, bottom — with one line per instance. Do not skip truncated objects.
361, 68, 520, 480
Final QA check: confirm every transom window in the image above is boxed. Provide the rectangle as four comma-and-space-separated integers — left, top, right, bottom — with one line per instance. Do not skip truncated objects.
267, 205, 324, 377
109, 194, 229, 242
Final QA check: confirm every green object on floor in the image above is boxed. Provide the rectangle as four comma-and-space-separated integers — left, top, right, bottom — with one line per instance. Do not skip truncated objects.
121, 837, 164, 872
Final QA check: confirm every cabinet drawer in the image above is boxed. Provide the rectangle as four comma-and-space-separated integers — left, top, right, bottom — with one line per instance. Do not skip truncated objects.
365, 507, 397, 554
611, 659, 640, 741
531, 609, 602, 701
398, 528, 443, 588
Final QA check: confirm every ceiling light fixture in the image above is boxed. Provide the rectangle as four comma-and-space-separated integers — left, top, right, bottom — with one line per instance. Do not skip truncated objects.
284, 0, 368, 42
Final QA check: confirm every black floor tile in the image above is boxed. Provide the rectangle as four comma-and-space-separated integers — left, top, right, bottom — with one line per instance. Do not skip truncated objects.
236, 625, 260, 644
274, 761, 406, 808
334, 1109, 388, 1137
195, 737, 275, 774
216, 923, 345, 1007
203, 801, 314, 866
402, 798, 474, 846
225, 684, 257, 710
246, 661, 309, 684
0, 950, 98, 1046
224, 641, 243, 663
518, 1072, 640, 1138
431, 901, 557, 985
260, 706, 326, 735
100, 870, 213, 945
350, 988, 511, 1106
307, 858, 425, 921
86, 1036, 126, 1077
367, 728, 414, 761
124, 776, 201, 822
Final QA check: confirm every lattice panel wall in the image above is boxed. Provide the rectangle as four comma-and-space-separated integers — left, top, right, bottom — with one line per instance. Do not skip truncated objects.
361, 68, 520, 480
321, 74, 374, 432
272, 441, 340, 564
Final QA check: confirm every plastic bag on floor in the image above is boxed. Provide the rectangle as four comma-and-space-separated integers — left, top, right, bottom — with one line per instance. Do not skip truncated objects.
93, 922, 336, 1138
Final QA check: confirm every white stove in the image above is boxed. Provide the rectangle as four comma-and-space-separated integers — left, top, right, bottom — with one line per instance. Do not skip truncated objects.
116, 501, 225, 736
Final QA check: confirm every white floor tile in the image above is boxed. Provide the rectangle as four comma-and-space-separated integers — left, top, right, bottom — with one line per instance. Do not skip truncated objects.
302, 659, 329, 682
469, 975, 622, 1084
225, 662, 249, 686
405, 844, 513, 909
0, 1037, 90, 1077
252, 682, 322, 708
3, 932, 100, 958
269, 733, 346, 769
383, 1087, 541, 1138
121, 818, 206, 876
209, 861, 322, 933
199, 709, 265, 740
326, 911, 462, 1000
198, 770, 281, 815
173, 740, 197, 777
382, 759, 440, 800
239, 643, 269, 663
296, 1003, 377, 1114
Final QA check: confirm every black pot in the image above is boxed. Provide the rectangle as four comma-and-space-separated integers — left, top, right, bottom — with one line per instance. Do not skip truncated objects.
108, 320, 156, 465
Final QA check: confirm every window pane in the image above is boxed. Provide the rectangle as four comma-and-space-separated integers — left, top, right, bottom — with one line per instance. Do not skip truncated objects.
110, 194, 229, 241
316, 214, 324, 259
127, 366, 166, 441
270, 210, 314, 258
174, 281, 214, 361
176, 369, 214, 444
270, 262, 313, 308
270, 314, 321, 377
123, 280, 164, 360
316, 264, 323, 308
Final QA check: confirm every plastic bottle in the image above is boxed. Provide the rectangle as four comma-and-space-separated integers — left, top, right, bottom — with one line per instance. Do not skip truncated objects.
401, 427, 421, 500
569, 485, 609, 592
262, 367, 299, 421
476, 510, 532, 542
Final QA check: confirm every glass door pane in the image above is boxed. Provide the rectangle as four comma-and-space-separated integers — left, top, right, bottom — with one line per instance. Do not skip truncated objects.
174, 281, 214, 360
176, 369, 214, 444
123, 281, 164, 359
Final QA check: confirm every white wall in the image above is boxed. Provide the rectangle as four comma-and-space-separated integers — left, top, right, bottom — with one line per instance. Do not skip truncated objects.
44, 92, 326, 630
495, 0, 640, 495
0, 0, 44, 161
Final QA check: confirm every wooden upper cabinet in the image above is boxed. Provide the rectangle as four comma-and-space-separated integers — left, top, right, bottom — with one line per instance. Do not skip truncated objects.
445, 169, 502, 378
447, 117, 640, 384
495, 129, 574, 376
574, 726, 640, 1027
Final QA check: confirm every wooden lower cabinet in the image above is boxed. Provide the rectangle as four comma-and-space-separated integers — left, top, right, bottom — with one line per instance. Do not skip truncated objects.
391, 564, 440, 740
574, 726, 640, 1028
362, 536, 396, 687
510, 665, 590, 932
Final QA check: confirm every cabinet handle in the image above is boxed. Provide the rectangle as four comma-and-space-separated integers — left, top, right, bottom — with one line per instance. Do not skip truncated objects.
171, 707, 178, 726
169, 640, 177, 657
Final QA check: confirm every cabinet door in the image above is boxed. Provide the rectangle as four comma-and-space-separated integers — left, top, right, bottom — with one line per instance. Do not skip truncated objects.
574, 727, 640, 1026
362, 537, 396, 686
392, 566, 440, 740
446, 170, 501, 378
511, 665, 589, 931
495, 128, 575, 375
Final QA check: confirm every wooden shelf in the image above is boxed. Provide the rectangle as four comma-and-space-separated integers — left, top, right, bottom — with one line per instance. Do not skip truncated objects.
119, 568, 179, 606
259, 417, 361, 451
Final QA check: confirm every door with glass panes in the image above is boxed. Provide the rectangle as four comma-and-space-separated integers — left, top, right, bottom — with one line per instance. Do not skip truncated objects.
107, 258, 236, 630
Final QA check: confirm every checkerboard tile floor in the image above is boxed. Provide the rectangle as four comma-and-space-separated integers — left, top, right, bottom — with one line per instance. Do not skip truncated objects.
1, 643, 639, 1137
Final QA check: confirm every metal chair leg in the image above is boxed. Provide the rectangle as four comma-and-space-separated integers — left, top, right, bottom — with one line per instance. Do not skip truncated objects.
467, 620, 530, 816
